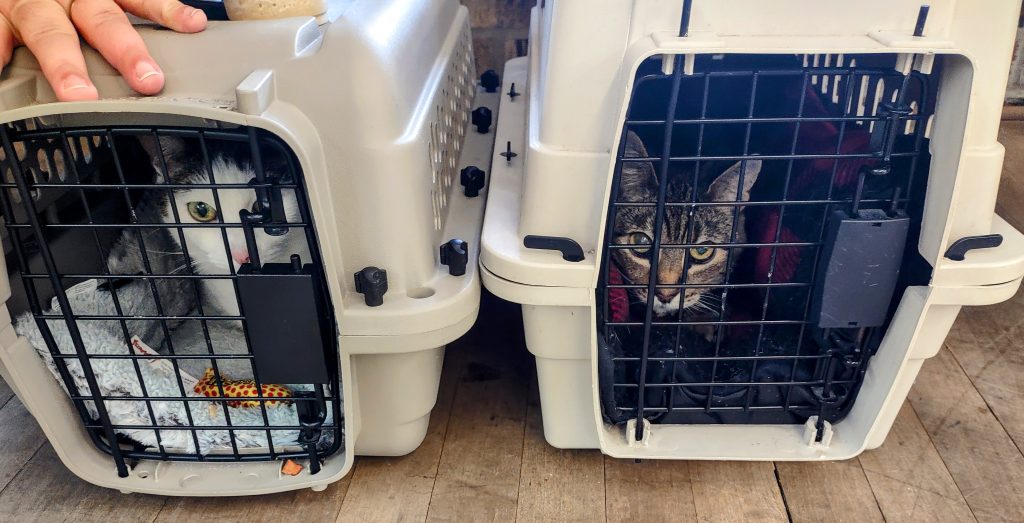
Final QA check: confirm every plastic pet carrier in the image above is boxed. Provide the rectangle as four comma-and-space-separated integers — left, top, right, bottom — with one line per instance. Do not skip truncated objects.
0, 0, 496, 495
481, 0, 1024, 460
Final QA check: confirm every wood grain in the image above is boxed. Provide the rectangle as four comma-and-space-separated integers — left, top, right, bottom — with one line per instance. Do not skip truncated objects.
859, 403, 975, 522
516, 395, 605, 522
0, 444, 166, 522
776, 460, 883, 523
604, 458, 697, 522
909, 348, 1024, 522
690, 461, 788, 522
425, 298, 530, 522
0, 398, 47, 494
0, 375, 13, 409
337, 341, 465, 523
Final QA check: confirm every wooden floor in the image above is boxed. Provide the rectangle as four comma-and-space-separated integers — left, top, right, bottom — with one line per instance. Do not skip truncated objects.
3, 123, 1024, 522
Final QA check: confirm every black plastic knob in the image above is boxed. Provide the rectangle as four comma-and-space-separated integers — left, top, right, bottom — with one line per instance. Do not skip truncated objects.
460, 166, 486, 198
481, 70, 500, 93
354, 266, 388, 307
471, 107, 493, 133
440, 239, 469, 277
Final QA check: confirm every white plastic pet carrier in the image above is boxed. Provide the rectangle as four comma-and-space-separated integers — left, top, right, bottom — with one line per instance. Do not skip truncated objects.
0, 0, 496, 495
481, 0, 1024, 460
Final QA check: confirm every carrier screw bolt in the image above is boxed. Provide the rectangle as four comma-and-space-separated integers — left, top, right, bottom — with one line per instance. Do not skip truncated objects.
507, 82, 520, 100
481, 70, 500, 92
461, 166, 486, 197
354, 266, 388, 307
471, 107, 493, 133
500, 141, 518, 163
440, 239, 469, 276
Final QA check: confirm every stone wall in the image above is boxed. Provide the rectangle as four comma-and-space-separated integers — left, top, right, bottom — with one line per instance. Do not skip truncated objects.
464, 0, 533, 74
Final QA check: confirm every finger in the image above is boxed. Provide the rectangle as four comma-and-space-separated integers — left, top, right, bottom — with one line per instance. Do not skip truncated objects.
115, 0, 206, 33
0, 18, 15, 70
4, 0, 98, 101
71, 0, 164, 95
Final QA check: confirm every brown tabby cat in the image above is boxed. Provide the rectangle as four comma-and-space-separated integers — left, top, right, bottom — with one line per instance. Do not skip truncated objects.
611, 131, 761, 318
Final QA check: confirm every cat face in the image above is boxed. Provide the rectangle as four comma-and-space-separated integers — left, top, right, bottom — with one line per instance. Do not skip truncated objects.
139, 136, 307, 276
611, 131, 761, 317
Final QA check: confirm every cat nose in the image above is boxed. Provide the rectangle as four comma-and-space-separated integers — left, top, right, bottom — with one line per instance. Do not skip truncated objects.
232, 250, 251, 265
655, 289, 679, 303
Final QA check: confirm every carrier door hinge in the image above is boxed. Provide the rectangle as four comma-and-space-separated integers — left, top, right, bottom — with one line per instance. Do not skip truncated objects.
804, 416, 834, 449
626, 418, 651, 447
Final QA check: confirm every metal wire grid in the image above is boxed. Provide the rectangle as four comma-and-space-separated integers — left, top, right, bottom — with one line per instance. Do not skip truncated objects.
598, 54, 934, 434
0, 122, 342, 476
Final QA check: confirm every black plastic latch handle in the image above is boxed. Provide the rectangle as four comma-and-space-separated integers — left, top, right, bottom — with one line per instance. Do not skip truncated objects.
440, 239, 469, 276
944, 234, 1003, 261
461, 166, 486, 197
524, 235, 585, 262
354, 266, 388, 307
471, 107, 493, 133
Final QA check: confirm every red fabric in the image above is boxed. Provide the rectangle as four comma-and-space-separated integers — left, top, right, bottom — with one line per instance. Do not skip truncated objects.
752, 210, 805, 285
608, 266, 630, 323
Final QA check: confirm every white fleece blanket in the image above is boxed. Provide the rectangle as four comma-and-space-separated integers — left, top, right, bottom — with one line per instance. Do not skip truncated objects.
14, 279, 337, 455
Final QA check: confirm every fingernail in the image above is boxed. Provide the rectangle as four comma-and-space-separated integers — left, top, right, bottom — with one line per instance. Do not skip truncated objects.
135, 61, 162, 82
62, 75, 91, 92
187, 6, 201, 17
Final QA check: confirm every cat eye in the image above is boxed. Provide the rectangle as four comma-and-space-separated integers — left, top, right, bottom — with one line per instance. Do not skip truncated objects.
627, 232, 652, 257
689, 245, 716, 264
186, 201, 218, 223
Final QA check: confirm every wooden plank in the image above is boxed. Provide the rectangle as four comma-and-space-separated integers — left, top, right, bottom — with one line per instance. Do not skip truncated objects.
775, 460, 883, 523
0, 375, 13, 408
909, 348, 1024, 522
0, 397, 46, 494
859, 402, 975, 522
425, 298, 529, 522
337, 341, 465, 523
604, 458, 697, 522
689, 461, 789, 522
942, 311, 1024, 454
996, 122, 1024, 231
156, 473, 350, 523
516, 389, 605, 522
0, 444, 166, 522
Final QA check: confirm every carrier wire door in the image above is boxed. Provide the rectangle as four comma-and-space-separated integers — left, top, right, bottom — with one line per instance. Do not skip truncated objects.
598, 53, 935, 439
0, 121, 342, 476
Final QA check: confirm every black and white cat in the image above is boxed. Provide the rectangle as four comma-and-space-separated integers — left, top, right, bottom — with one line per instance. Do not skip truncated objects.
138, 135, 310, 316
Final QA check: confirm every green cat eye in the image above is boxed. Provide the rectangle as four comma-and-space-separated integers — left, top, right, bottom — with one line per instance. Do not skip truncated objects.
689, 245, 715, 264
186, 201, 218, 223
628, 232, 652, 257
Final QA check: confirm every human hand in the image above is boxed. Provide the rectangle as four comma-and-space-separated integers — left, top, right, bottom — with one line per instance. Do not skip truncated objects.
0, 0, 207, 101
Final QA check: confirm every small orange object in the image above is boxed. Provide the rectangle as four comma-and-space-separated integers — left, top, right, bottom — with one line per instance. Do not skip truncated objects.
194, 369, 292, 408
281, 459, 304, 476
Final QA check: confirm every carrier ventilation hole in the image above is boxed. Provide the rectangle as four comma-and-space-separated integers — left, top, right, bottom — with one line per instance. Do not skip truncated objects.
428, 20, 476, 233
0, 120, 109, 205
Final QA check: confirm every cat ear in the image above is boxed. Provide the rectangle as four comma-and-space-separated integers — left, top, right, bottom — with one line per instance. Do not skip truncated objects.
136, 135, 188, 178
619, 131, 658, 198
706, 159, 762, 203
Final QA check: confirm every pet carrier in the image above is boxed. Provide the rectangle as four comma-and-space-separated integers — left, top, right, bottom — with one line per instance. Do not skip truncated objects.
481, 0, 1024, 460
0, 0, 496, 495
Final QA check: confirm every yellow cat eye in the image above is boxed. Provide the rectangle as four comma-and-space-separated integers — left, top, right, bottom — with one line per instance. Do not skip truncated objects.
186, 201, 218, 223
628, 232, 653, 256
689, 245, 715, 264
